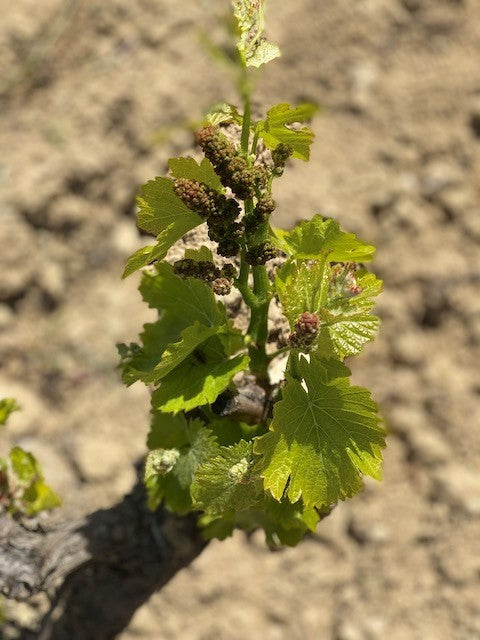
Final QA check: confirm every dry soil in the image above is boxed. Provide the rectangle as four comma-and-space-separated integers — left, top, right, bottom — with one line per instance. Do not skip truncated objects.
1, 1, 479, 639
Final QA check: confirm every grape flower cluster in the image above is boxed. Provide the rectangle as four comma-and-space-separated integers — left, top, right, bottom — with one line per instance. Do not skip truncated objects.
189, 125, 286, 264
288, 312, 320, 350
173, 258, 237, 296
329, 263, 363, 298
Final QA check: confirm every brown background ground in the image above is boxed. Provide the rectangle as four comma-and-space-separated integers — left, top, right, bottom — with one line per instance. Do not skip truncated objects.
1, 1, 480, 638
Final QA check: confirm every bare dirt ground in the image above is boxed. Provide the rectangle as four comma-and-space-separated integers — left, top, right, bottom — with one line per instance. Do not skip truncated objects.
1, 1, 480, 638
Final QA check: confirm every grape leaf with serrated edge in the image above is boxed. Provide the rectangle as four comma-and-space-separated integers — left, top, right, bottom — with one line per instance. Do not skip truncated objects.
140, 262, 225, 325
123, 269, 244, 385
128, 322, 223, 385
233, 0, 280, 69
0, 398, 19, 426
198, 495, 319, 546
8, 446, 61, 516
254, 356, 385, 508
119, 315, 180, 387
191, 429, 320, 543
275, 258, 330, 326
136, 176, 202, 236
276, 261, 382, 358
123, 176, 203, 277
123, 224, 187, 278
145, 419, 219, 514
272, 216, 376, 262
192, 440, 262, 515
258, 103, 317, 161
151, 349, 250, 414
247, 40, 281, 68
147, 410, 189, 450
206, 103, 242, 126
169, 157, 223, 191
119, 264, 232, 385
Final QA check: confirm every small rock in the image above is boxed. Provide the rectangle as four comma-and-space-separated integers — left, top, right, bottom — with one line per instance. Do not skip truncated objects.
0, 303, 14, 328
392, 331, 426, 366
347, 514, 390, 545
37, 261, 65, 302
436, 186, 474, 219
348, 61, 378, 111
406, 429, 450, 465
434, 465, 480, 514
111, 219, 143, 255
388, 405, 427, 437
337, 621, 364, 640
364, 616, 387, 639
421, 160, 462, 198
73, 436, 130, 482
48, 194, 91, 230
0, 217, 37, 301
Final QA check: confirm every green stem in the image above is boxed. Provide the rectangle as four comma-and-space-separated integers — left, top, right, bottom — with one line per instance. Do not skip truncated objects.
247, 267, 270, 339
237, 56, 271, 389
234, 247, 256, 309
247, 265, 272, 388
250, 126, 260, 156
241, 98, 251, 155
240, 59, 251, 156
287, 350, 301, 380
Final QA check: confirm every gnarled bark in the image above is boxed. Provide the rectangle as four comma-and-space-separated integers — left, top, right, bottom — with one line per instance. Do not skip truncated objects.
0, 388, 268, 639
0, 469, 207, 639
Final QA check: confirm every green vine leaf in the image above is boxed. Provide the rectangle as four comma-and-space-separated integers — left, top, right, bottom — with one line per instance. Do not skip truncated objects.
316, 267, 382, 357
233, 0, 280, 68
136, 176, 202, 236
123, 176, 203, 277
207, 417, 260, 447
258, 103, 317, 161
153, 322, 244, 384
145, 418, 219, 514
147, 410, 189, 450
254, 356, 385, 509
275, 258, 330, 326
137, 177, 203, 235
169, 157, 223, 191
119, 263, 232, 385
9, 446, 38, 484
0, 398, 19, 426
198, 496, 320, 546
151, 346, 250, 414
128, 323, 223, 386
140, 262, 225, 324
272, 216, 376, 262
247, 39, 281, 68
8, 447, 61, 516
122, 224, 183, 278
192, 440, 262, 515
206, 103, 242, 126
119, 316, 181, 387
21, 481, 62, 515
276, 261, 382, 358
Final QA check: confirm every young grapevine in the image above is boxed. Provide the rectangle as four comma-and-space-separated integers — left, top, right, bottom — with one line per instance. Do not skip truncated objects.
0, 398, 60, 517
119, 0, 385, 546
